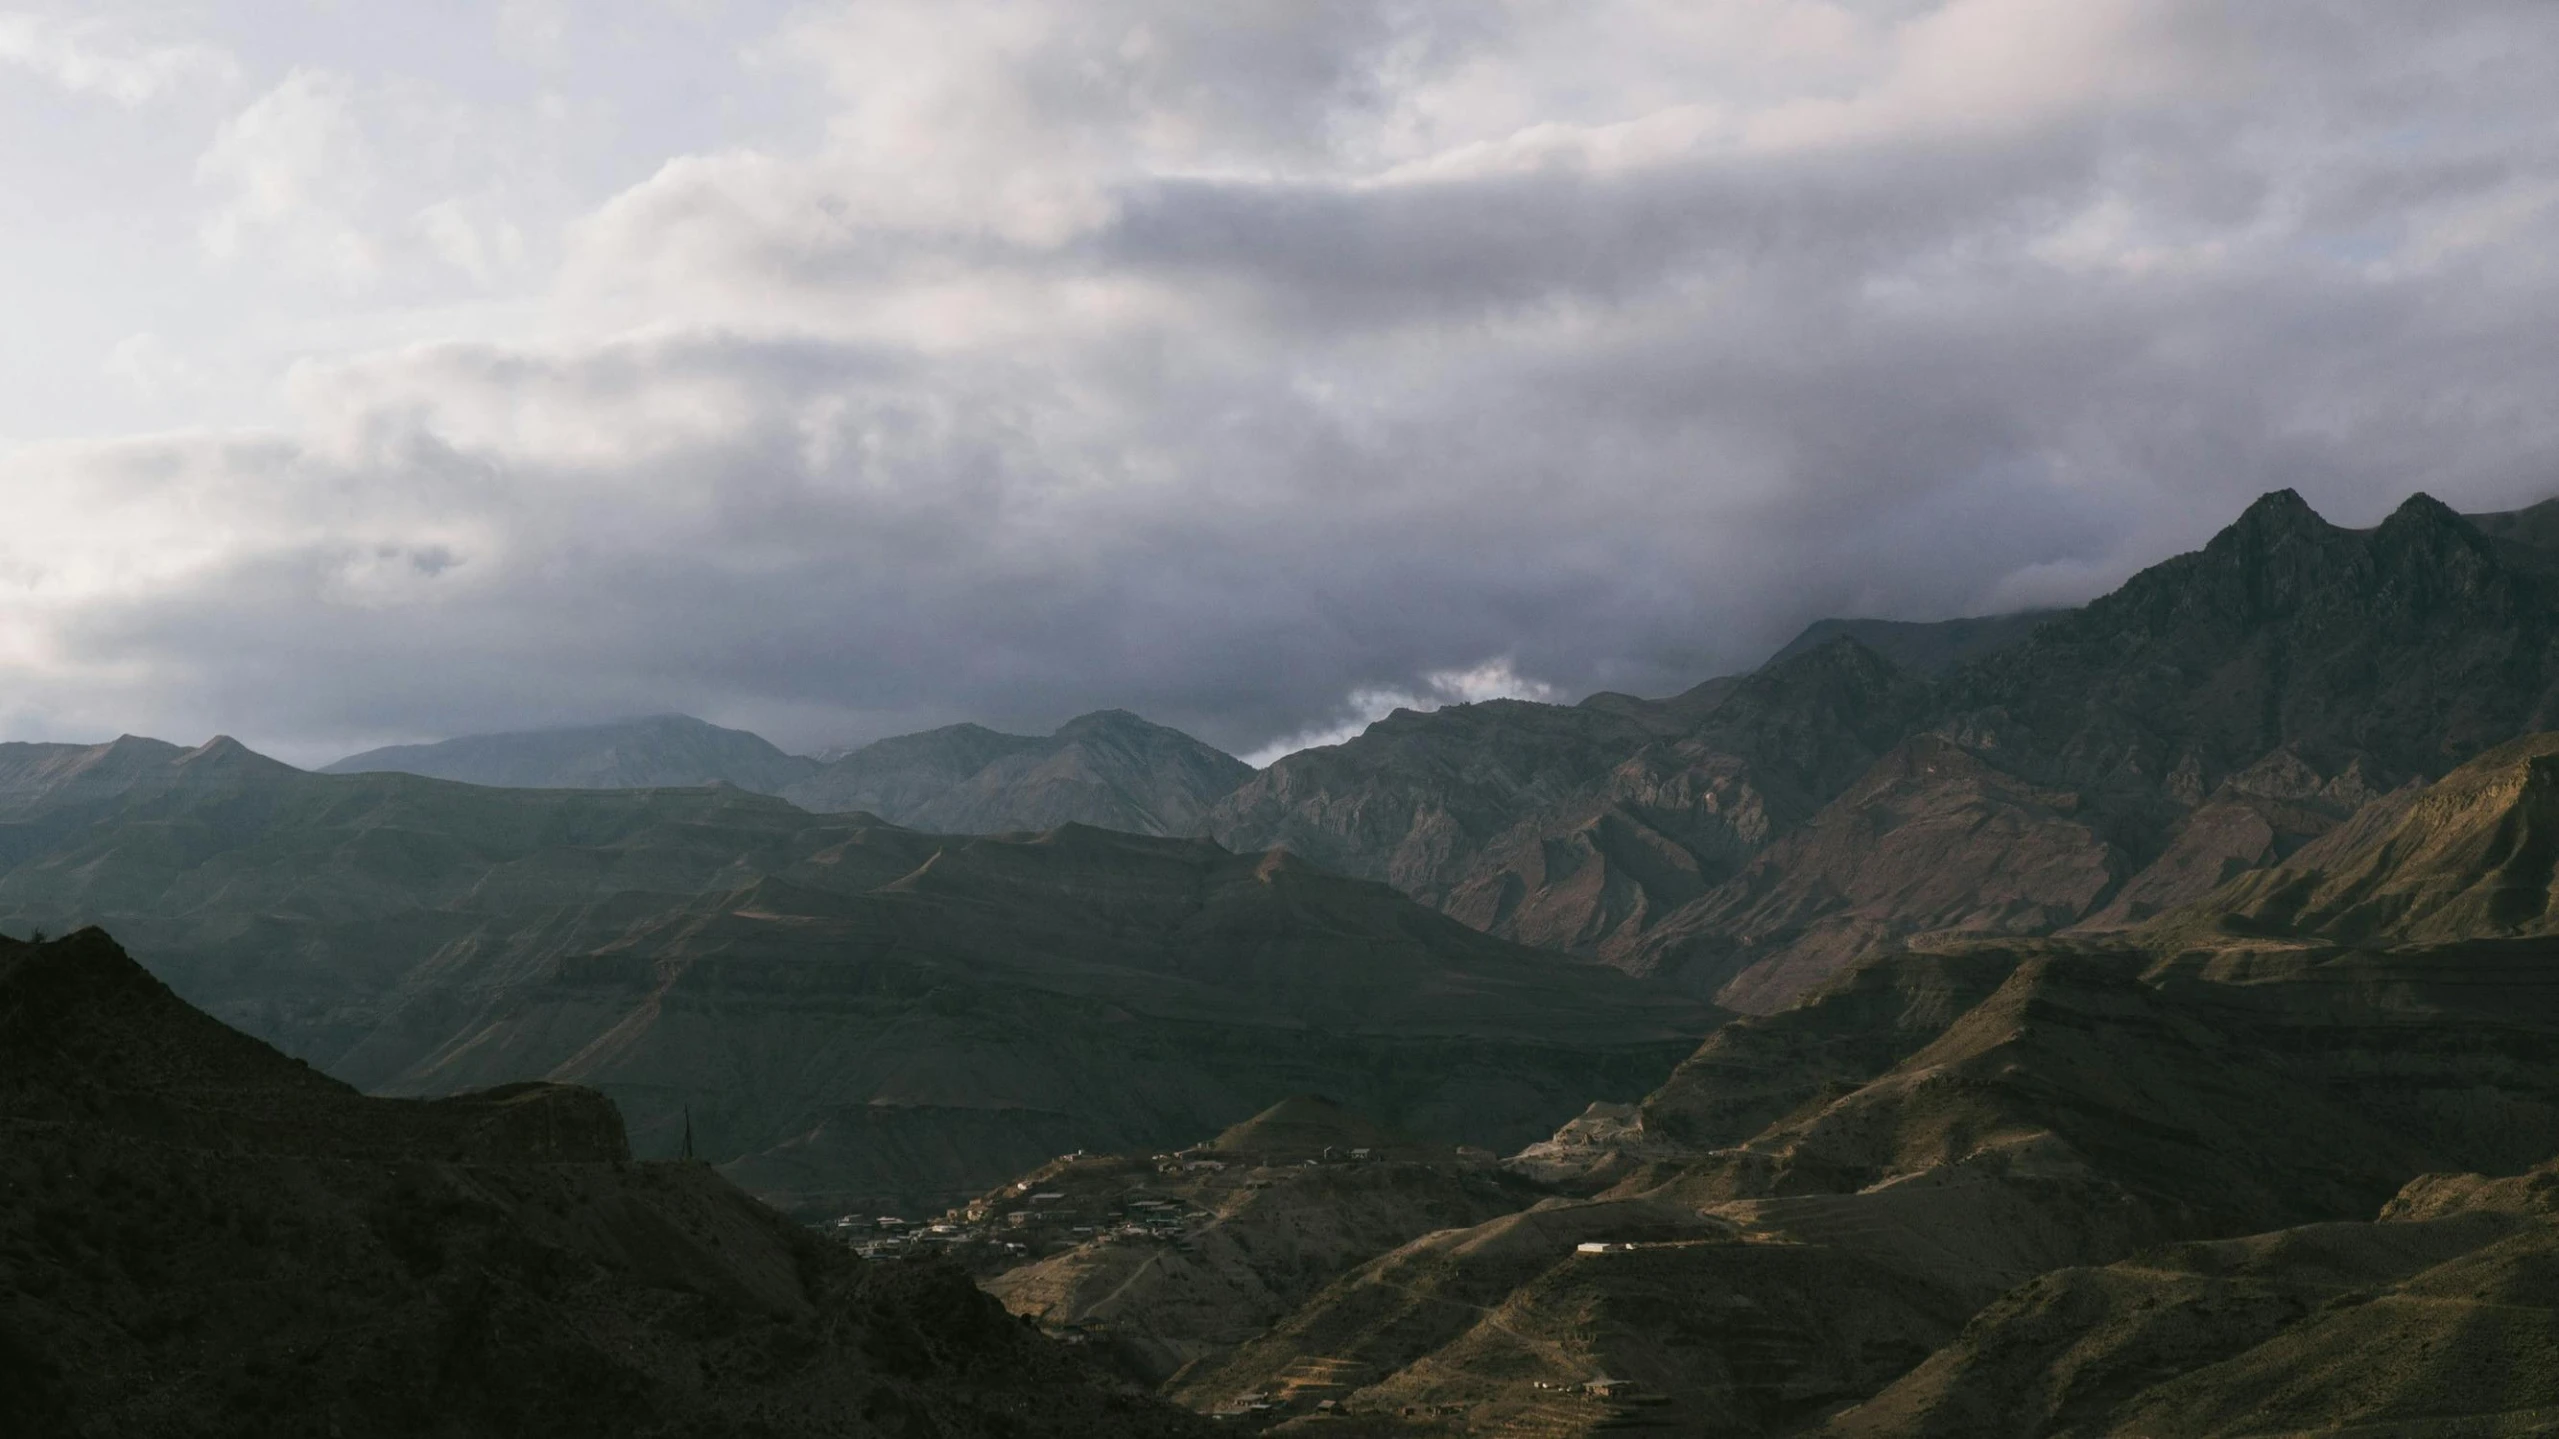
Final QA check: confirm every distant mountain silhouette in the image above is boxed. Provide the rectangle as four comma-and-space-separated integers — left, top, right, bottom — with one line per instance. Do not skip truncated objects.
1762, 609, 2060, 675
323, 712, 820, 792
319, 708, 1254, 841
785, 709, 1250, 837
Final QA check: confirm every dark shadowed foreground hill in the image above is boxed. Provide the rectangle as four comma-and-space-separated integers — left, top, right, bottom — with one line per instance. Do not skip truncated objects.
0, 928, 1206, 1439
0, 743, 1713, 1217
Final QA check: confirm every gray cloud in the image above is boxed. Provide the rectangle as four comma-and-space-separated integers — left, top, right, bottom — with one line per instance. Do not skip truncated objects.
8, 1, 2559, 764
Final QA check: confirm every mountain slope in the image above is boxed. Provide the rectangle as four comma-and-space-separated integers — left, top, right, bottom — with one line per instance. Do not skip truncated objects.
2153, 730, 2559, 947
1211, 638, 1932, 982
784, 710, 1251, 837
1826, 1156, 2559, 1438
0, 927, 1206, 1438
324, 713, 821, 793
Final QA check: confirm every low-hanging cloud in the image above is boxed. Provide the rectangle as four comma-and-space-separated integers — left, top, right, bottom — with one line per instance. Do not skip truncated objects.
7, 0, 2559, 765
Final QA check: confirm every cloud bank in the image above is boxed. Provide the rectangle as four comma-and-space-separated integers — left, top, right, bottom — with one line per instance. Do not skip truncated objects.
5, 0, 2559, 763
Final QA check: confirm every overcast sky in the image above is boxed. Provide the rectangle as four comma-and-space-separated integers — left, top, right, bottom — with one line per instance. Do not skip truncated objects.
4, 1, 2557, 766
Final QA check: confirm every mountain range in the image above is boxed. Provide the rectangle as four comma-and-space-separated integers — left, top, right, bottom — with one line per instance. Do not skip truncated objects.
0, 738, 1711, 1217
23, 485, 2559, 1432
325, 708, 1255, 839
983, 727, 2559, 1431
1209, 492, 2559, 1014
323, 712, 823, 793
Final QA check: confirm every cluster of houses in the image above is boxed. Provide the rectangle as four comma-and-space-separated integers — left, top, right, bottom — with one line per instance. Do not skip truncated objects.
827, 1162, 1222, 1262
827, 1212, 1031, 1261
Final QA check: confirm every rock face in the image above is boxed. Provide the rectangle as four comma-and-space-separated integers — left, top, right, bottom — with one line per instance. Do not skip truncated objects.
0, 744, 1715, 1218
784, 709, 1252, 837
323, 713, 822, 793
0, 928, 1207, 1439
1212, 491, 2559, 1012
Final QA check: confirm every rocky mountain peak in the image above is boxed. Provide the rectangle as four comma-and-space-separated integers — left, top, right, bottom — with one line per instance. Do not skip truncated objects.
2366, 487, 2508, 601
2218, 485, 2331, 540
180, 734, 278, 766
2382, 488, 2466, 530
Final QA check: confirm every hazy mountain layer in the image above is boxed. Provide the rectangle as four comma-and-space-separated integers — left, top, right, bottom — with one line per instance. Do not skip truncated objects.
784, 709, 1252, 837
0, 740, 1713, 1217
0, 928, 1206, 1438
323, 713, 822, 792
